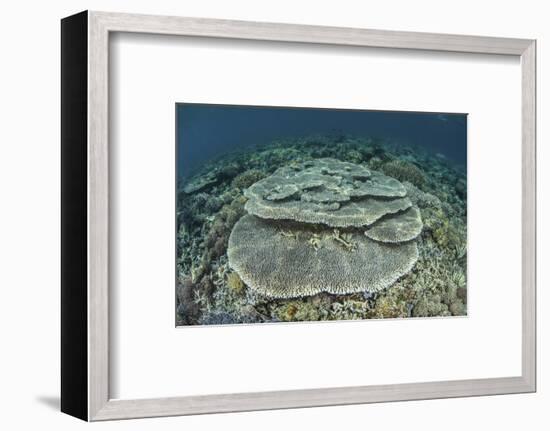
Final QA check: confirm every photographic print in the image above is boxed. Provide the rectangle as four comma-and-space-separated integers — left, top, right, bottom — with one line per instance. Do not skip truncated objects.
176, 104, 467, 326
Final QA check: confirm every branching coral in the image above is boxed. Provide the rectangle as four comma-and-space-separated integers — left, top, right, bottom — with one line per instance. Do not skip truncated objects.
176, 277, 200, 325
412, 294, 450, 317
273, 300, 325, 321
227, 272, 245, 294
381, 159, 427, 188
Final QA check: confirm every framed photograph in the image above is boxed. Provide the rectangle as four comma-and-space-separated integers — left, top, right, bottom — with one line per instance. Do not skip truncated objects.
61, 11, 536, 421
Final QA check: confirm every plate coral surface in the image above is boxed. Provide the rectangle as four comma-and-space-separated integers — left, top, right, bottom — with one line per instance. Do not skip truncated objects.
177, 135, 467, 325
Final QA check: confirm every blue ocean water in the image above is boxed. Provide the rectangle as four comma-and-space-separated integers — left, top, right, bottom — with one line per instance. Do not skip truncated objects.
177, 103, 467, 178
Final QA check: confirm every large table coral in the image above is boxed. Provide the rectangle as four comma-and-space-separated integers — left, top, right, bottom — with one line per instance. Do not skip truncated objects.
228, 215, 419, 298
244, 159, 411, 227
228, 158, 424, 298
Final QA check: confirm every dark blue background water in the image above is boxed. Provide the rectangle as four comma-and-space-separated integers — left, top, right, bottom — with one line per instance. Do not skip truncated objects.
177, 104, 467, 178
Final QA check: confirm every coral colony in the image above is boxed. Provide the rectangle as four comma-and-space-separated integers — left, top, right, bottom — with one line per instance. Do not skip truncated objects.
176, 135, 467, 325
228, 159, 422, 298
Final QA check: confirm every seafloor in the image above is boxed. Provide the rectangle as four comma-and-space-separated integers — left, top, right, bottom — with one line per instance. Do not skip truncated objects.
176, 135, 467, 325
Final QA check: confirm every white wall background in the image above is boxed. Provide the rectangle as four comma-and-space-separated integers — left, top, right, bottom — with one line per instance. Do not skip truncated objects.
0, 0, 546, 429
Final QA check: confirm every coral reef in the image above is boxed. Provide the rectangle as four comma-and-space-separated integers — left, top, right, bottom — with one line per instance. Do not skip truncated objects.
177, 134, 467, 324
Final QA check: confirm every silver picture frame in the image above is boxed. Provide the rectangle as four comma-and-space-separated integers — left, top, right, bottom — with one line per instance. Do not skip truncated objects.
61, 10, 536, 421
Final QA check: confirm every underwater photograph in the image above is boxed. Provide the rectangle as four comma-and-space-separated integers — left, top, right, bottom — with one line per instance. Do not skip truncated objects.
176, 104, 467, 326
